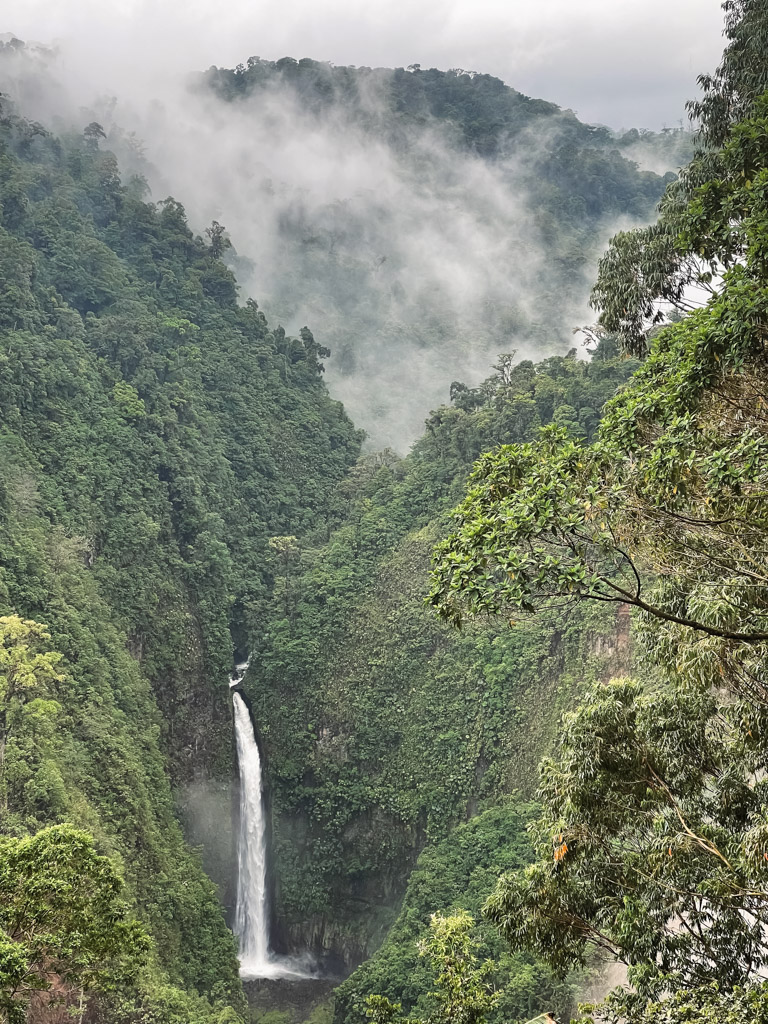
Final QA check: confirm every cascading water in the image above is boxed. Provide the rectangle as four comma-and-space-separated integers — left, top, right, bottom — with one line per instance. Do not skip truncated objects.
231, 673, 316, 980
233, 691, 271, 974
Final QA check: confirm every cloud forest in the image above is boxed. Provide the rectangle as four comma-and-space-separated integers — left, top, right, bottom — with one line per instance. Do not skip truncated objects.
1, 2, 768, 1023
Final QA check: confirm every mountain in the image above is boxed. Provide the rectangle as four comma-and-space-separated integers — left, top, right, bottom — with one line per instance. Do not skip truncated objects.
196, 58, 678, 448
0, 41, 684, 1024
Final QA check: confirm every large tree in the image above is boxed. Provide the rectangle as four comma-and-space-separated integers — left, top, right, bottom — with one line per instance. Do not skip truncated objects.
590, 0, 768, 356
484, 680, 768, 1011
429, 3, 768, 1020
0, 616, 63, 812
0, 824, 150, 1023
429, 19, 768, 702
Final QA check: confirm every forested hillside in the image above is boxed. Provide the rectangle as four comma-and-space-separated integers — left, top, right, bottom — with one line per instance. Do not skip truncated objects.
0, 94, 360, 1021
333, 800, 576, 1024
245, 339, 639, 974
425, 2, 768, 1021
4, 11, 759, 1024
187, 59, 678, 447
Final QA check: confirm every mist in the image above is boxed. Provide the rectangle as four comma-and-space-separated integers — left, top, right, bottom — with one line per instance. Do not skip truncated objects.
0, 36, 678, 449
1, 0, 725, 128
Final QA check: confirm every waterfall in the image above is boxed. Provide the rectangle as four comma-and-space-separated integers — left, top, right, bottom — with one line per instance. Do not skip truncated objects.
233, 691, 270, 973
232, 685, 316, 980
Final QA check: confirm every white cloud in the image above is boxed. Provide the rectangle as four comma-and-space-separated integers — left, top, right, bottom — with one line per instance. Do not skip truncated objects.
3, 0, 725, 128
0, 0, 728, 448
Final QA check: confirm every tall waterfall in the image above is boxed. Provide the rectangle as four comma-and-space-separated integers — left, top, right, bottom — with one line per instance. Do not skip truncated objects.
233, 691, 270, 974
232, 686, 315, 980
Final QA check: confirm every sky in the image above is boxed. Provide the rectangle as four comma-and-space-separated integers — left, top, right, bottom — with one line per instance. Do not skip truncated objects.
3, 0, 726, 130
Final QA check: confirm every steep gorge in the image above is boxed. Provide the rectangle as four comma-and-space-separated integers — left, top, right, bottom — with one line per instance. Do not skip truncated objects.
0, 46, 674, 1024
0, 90, 360, 1021
240, 340, 642, 974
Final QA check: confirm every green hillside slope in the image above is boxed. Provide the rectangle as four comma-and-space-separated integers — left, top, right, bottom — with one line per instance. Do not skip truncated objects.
334, 801, 575, 1024
245, 342, 638, 966
0, 95, 360, 1020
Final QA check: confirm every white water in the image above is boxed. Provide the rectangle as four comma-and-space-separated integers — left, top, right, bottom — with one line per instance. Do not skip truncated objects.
233, 691, 271, 973
232, 683, 316, 980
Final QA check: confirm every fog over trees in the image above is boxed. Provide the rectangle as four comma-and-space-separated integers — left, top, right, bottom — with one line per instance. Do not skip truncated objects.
3, 4, 768, 1024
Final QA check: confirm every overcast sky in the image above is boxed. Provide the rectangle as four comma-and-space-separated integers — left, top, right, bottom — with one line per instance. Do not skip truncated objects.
3, 0, 726, 130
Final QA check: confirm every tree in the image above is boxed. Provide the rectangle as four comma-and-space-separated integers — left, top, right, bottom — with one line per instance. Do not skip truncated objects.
0, 824, 151, 1023
0, 616, 63, 809
430, 94, 768, 674
591, 0, 768, 356
366, 912, 499, 1024
428, 414, 768, 646
418, 912, 500, 1024
205, 220, 231, 259
582, 981, 768, 1024
83, 121, 106, 144
483, 680, 768, 1006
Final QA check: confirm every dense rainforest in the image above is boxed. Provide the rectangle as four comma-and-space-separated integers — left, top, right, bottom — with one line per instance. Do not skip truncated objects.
5, 2, 768, 1023
0, 33, 674, 1024
250, 340, 639, 970
0, 88, 361, 1021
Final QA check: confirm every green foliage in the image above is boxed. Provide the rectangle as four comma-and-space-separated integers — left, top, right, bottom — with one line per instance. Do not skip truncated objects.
0, 824, 151, 1023
205, 57, 676, 178
583, 981, 768, 1024
256, 1012, 293, 1024
0, 615, 63, 811
591, 0, 768, 354
431, 94, 768, 658
336, 803, 574, 1024
415, 910, 499, 1024
362, 908, 560, 1024
0, 88, 361, 1019
248, 345, 637, 942
100, 982, 247, 1024
485, 680, 768, 995
0, 95, 362, 776
362, 908, 500, 1024
429, 8, 768, 1022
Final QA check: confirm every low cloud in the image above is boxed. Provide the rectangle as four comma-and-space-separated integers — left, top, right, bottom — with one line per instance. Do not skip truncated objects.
0, 33, 689, 448
2, 0, 724, 128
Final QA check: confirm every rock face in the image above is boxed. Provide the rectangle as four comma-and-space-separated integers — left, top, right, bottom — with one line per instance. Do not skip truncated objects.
256, 597, 633, 970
